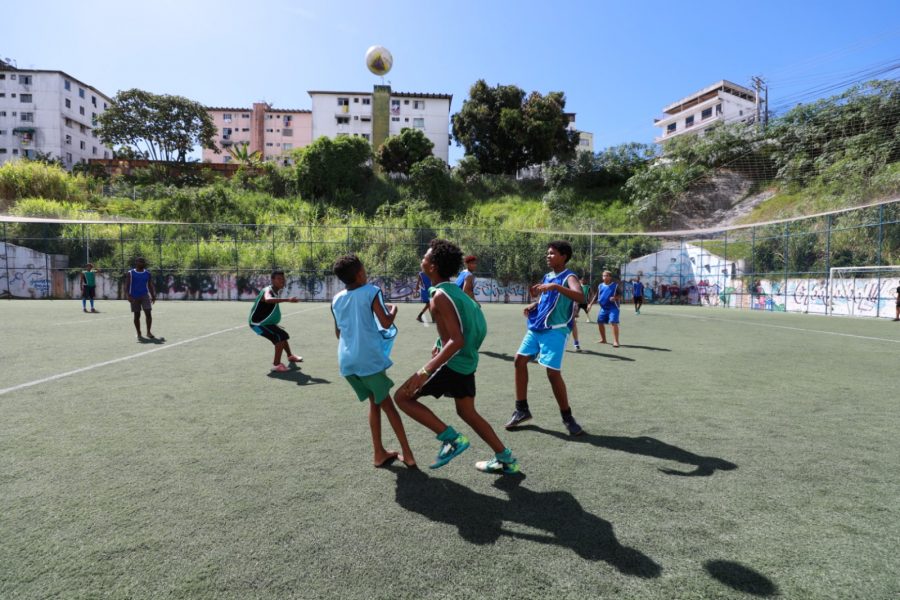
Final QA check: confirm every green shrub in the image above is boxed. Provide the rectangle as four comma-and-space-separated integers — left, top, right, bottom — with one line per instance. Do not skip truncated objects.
0, 160, 88, 206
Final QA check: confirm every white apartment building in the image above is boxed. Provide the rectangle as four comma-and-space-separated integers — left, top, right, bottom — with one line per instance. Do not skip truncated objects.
203, 103, 312, 164
0, 60, 113, 168
308, 88, 452, 163
654, 80, 759, 143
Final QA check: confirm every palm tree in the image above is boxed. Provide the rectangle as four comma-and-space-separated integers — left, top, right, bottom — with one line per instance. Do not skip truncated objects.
227, 142, 262, 166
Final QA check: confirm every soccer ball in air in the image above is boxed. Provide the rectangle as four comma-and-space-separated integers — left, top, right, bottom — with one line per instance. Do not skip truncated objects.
365, 46, 393, 76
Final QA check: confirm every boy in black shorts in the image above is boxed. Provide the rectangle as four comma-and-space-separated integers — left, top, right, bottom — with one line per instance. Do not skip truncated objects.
248, 270, 302, 372
894, 285, 900, 321
395, 239, 519, 474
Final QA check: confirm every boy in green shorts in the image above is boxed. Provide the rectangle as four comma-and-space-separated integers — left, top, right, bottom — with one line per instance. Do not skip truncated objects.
332, 254, 416, 469
395, 239, 519, 474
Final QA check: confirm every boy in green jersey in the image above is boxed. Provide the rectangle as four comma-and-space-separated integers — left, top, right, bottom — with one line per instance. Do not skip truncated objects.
395, 239, 519, 474
248, 271, 302, 372
80, 263, 100, 312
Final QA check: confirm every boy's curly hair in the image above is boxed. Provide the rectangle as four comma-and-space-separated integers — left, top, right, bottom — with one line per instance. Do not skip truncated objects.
333, 254, 364, 285
547, 240, 573, 262
427, 239, 463, 279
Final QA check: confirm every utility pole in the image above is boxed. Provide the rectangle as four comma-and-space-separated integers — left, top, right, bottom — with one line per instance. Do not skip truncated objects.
751, 76, 767, 131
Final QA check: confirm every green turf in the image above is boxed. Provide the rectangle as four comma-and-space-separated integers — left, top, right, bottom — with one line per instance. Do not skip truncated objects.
1, 299, 899, 599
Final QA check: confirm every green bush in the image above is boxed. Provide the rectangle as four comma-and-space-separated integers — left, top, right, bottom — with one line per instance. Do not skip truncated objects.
0, 161, 89, 206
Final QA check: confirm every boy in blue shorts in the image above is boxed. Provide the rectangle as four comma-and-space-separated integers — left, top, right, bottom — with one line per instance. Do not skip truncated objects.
414, 270, 432, 323
332, 254, 416, 469
248, 270, 302, 372
632, 276, 644, 315
395, 239, 519, 474
591, 270, 621, 347
505, 241, 585, 436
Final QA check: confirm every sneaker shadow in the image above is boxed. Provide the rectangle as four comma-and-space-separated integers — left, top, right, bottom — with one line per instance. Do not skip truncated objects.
615, 344, 671, 352
138, 336, 166, 344
267, 366, 330, 386
519, 425, 737, 477
572, 349, 635, 361
704, 559, 779, 596
392, 468, 661, 578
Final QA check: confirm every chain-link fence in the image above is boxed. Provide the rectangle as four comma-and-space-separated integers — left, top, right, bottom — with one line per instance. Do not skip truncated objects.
3, 200, 899, 316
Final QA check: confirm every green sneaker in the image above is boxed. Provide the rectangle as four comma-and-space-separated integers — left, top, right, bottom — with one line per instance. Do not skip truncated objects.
429, 434, 470, 469
475, 456, 520, 474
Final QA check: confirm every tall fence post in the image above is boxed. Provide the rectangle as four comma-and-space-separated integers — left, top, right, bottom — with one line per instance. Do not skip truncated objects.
3, 221, 10, 300
783, 223, 789, 311
876, 204, 884, 318
119, 223, 125, 272
825, 214, 832, 315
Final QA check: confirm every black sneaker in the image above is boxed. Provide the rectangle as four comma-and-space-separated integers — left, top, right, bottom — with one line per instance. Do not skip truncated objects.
564, 418, 585, 436
504, 409, 533, 430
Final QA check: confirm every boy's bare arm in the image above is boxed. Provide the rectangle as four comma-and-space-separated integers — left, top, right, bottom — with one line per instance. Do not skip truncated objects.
372, 293, 397, 328
398, 292, 462, 395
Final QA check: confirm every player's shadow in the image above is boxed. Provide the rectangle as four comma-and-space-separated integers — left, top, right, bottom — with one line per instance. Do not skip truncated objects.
138, 336, 166, 344
479, 350, 516, 362
615, 344, 671, 352
573, 349, 635, 361
704, 560, 779, 596
392, 469, 661, 578
267, 366, 330, 386
522, 426, 737, 476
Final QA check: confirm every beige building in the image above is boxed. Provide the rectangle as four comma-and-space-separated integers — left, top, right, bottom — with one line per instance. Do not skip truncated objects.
654, 80, 759, 143
203, 102, 312, 164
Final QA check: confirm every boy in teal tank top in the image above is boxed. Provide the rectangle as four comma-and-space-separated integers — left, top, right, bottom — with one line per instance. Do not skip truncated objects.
80, 263, 99, 313
395, 239, 519, 474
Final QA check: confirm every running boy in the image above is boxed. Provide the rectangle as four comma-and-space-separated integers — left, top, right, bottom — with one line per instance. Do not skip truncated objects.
125, 257, 156, 340
332, 254, 416, 469
248, 270, 302, 372
570, 274, 593, 351
632, 276, 644, 315
395, 239, 519, 474
414, 270, 432, 323
81, 263, 100, 313
505, 241, 585, 436
590, 270, 621, 347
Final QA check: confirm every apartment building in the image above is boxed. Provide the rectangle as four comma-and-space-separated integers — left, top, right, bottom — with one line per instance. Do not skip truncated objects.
203, 103, 312, 163
654, 80, 759, 143
0, 60, 113, 168
308, 87, 452, 163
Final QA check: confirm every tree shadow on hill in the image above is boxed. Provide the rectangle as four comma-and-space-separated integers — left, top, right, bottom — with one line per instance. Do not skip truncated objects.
520, 426, 737, 476
266, 366, 330, 386
704, 560, 779, 597
392, 469, 661, 578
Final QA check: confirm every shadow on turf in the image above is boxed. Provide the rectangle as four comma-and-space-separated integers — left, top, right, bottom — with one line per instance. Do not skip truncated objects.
266, 365, 330, 386
569, 349, 635, 361
613, 344, 671, 352
392, 468, 662, 578
704, 560, 779, 596
481, 349, 636, 363
519, 426, 737, 477
137, 336, 166, 344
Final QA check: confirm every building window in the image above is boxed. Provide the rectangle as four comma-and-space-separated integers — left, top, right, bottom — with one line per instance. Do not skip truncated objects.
91, 96, 97, 107
103, 150, 109, 158
414, 100, 425, 109
78, 87, 85, 98
391, 117, 399, 122
13, 149, 19, 155
283, 115, 292, 125
283, 143, 292, 150
222, 127, 233, 138
66, 134, 72, 145
360, 115, 371, 122
716, 104, 723, 115
242, 113, 249, 118
79, 140, 86, 150
266, 142, 273, 147
283, 128, 293, 137
223, 113, 232, 123
65, 118, 72, 127
413, 118, 425, 129
336, 116, 350, 125
92, 112, 97, 125
361, 133, 370, 141
667, 123, 676, 134
685, 115, 694, 128
337, 97, 349, 106
353, 98, 359, 103
241, 128, 249, 132
404, 100, 410, 105
0, 149, 6, 154
64, 79, 70, 90
20, 94, 32, 103
391, 99, 400, 114
701, 107, 713, 120
21, 112, 34, 122
92, 146, 97, 155
0, 112, 5, 117
79, 106, 85, 115
265, 128, 274, 132
80, 125, 87, 134
0, 93, 4, 98
20, 75, 32, 85
66, 152, 73, 163
223, 155, 232, 163
362, 98, 371, 105
65, 98, 71, 108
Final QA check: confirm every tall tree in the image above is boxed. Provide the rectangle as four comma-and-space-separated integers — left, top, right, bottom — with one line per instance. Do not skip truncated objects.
376, 128, 434, 175
451, 80, 578, 174
293, 135, 372, 202
96, 89, 219, 162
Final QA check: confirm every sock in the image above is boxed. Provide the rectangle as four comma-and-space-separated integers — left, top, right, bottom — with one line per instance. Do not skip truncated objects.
496, 448, 514, 463
82, 299, 86, 309
90, 300, 94, 309
560, 408, 574, 423
515, 400, 529, 412
437, 426, 458, 442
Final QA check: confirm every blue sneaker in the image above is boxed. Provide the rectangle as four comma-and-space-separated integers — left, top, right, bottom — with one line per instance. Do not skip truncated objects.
504, 409, 532, 430
476, 454, 520, 475
429, 434, 470, 469
564, 418, 585, 436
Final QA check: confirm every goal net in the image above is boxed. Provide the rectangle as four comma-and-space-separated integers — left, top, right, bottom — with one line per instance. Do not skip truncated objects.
828, 266, 900, 318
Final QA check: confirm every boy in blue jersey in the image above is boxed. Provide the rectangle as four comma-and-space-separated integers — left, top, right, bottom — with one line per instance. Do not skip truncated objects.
590, 270, 621, 347
125, 257, 157, 340
332, 254, 416, 469
505, 241, 585, 436
414, 270, 432, 323
455, 254, 477, 301
395, 239, 519, 474
248, 270, 302, 372
632, 276, 644, 315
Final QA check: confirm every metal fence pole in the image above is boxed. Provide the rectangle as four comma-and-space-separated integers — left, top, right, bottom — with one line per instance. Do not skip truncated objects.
825, 214, 832, 315
3, 222, 10, 300
783, 223, 789, 311
119, 223, 125, 272
876, 204, 884, 318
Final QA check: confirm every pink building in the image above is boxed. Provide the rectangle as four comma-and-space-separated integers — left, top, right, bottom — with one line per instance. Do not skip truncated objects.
203, 102, 312, 164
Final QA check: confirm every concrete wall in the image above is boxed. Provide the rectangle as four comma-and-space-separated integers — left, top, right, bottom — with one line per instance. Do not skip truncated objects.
0, 242, 68, 298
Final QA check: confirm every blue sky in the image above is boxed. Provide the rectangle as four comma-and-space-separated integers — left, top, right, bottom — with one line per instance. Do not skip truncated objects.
5, 0, 899, 163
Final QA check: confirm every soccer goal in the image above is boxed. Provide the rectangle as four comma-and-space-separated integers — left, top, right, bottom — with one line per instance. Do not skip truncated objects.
828, 266, 900, 317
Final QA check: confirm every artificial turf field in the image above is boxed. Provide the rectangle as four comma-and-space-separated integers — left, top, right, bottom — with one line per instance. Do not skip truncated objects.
1, 299, 898, 599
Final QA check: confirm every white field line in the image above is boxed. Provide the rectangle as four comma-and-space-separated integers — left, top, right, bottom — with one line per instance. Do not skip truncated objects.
0, 305, 327, 396
666, 311, 900, 344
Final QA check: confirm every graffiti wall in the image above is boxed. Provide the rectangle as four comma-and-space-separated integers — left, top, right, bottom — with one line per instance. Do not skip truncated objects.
0, 243, 68, 299
751, 277, 900, 318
